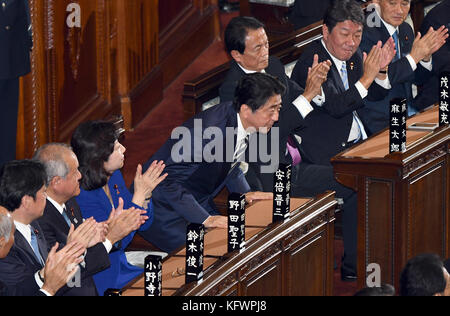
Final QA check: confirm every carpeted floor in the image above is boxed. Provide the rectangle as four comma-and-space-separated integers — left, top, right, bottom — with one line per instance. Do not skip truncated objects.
121, 10, 358, 296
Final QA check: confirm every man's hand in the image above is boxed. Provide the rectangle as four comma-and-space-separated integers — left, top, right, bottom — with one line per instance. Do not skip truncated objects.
245, 191, 273, 204
410, 26, 449, 63
41, 242, 85, 296
203, 215, 228, 229
380, 37, 396, 70
302, 54, 332, 102
106, 198, 148, 245
360, 41, 382, 89
66, 217, 99, 249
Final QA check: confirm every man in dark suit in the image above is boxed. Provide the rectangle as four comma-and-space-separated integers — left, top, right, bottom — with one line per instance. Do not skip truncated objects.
288, 0, 333, 30
138, 73, 323, 253
33, 143, 119, 296
359, 0, 448, 135
0, 160, 86, 296
290, 0, 395, 281
220, 16, 331, 194
414, 0, 450, 108
0, 0, 33, 168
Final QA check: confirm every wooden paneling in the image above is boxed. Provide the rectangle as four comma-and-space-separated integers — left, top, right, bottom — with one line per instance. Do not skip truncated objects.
159, 0, 220, 88
332, 106, 450, 290
366, 179, 394, 285
408, 162, 446, 256
287, 235, 328, 296
241, 254, 283, 296
17, 0, 219, 159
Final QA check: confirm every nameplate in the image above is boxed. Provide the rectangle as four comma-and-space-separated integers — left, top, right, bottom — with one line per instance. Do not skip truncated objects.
440, 72, 450, 126
228, 193, 246, 253
144, 255, 163, 296
273, 164, 292, 222
389, 98, 407, 153
185, 223, 205, 284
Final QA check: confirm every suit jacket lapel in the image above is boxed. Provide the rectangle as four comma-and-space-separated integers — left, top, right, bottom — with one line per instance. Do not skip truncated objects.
317, 43, 347, 93
46, 201, 72, 231
31, 222, 48, 263
398, 23, 412, 58
65, 198, 83, 227
14, 228, 44, 268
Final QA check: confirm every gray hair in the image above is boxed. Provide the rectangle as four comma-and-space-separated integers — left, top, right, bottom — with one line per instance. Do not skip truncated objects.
33, 143, 72, 183
0, 211, 13, 242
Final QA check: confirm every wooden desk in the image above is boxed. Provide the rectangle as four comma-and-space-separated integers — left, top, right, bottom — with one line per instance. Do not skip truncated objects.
331, 105, 450, 290
122, 193, 336, 296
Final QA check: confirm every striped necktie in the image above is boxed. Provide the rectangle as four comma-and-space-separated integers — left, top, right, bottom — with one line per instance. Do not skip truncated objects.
231, 135, 249, 170
341, 62, 367, 142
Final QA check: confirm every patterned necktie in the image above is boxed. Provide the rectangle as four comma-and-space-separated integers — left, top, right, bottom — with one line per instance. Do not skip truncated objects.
341, 62, 368, 142
30, 228, 44, 266
231, 134, 249, 170
340, 62, 350, 90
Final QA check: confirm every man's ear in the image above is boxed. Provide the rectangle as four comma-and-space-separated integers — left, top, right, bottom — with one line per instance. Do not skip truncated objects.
322, 24, 330, 41
21, 195, 33, 209
49, 176, 60, 189
239, 104, 252, 118
231, 50, 243, 63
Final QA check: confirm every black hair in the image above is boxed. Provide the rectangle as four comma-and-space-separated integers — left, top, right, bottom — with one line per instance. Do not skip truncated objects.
233, 72, 286, 113
400, 253, 446, 296
0, 160, 47, 212
354, 283, 396, 296
71, 121, 118, 191
323, 0, 364, 33
224, 16, 265, 54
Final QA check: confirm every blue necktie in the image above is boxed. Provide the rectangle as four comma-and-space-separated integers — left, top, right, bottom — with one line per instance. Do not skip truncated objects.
392, 31, 401, 61
62, 207, 72, 227
340, 62, 349, 90
30, 228, 44, 266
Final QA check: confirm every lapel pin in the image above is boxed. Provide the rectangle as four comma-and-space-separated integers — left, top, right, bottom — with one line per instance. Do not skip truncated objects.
350, 62, 354, 71
114, 184, 120, 195
70, 207, 78, 224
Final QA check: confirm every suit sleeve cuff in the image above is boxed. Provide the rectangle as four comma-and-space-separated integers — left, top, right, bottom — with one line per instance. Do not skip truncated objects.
103, 239, 113, 253
375, 75, 391, 89
292, 94, 314, 118
419, 56, 433, 71
35, 271, 44, 288
39, 289, 53, 296
355, 81, 368, 99
406, 54, 418, 71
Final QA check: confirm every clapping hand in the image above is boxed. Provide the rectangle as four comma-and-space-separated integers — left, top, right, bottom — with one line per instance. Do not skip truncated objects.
133, 161, 168, 207
303, 54, 332, 102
